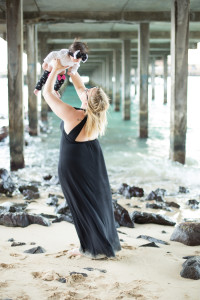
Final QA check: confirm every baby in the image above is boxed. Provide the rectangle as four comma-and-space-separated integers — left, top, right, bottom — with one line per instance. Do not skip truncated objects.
34, 40, 88, 95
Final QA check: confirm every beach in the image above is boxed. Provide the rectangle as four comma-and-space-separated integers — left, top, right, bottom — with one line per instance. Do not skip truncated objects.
0, 186, 200, 300
1, 81, 200, 299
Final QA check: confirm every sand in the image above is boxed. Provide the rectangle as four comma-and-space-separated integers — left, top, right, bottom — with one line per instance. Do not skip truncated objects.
0, 191, 200, 300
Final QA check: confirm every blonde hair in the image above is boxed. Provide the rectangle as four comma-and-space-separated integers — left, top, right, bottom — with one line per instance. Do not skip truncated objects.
85, 88, 110, 138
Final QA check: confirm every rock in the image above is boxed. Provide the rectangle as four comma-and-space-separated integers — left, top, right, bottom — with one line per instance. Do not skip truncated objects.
187, 199, 199, 209
70, 272, 88, 277
46, 195, 59, 206
8, 238, 14, 242
0, 126, 8, 142
165, 201, 180, 208
170, 222, 200, 246
55, 201, 69, 214
0, 201, 27, 212
139, 242, 160, 248
24, 246, 46, 254
130, 211, 176, 226
43, 174, 52, 181
11, 242, 26, 247
0, 168, 15, 196
179, 186, 189, 193
118, 183, 144, 198
18, 184, 40, 200
180, 256, 200, 280
52, 214, 74, 224
112, 201, 134, 228
146, 190, 165, 202
137, 235, 169, 245
0, 212, 51, 227
48, 193, 64, 199
57, 277, 66, 283
154, 188, 167, 197
40, 213, 58, 219
18, 184, 39, 194
23, 189, 40, 200
161, 230, 167, 234
117, 230, 128, 235
146, 202, 172, 211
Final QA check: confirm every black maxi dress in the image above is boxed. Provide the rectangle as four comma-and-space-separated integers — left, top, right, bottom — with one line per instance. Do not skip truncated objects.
58, 107, 121, 259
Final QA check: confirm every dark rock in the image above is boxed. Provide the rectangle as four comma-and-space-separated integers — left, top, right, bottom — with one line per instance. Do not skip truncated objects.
179, 186, 189, 193
83, 267, 94, 271
139, 242, 159, 248
187, 199, 199, 209
24, 246, 46, 254
70, 272, 88, 277
113, 201, 134, 228
52, 214, 74, 224
48, 193, 64, 199
183, 256, 196, 260
11, 242, 26, 247
30, 242, 36, 245
119, 239, 125, 242
146, 202, 172, 211
40, 213, 58, 219
57, 277, 66, 283
161, 230, 167, 234
137, 235, 169, 245
46, 195, 59, 206
130, 211, 176, 226
146, 190, 165, 202
165, 201, 180, 208
0, 212, 51, 227
117, 230, 128, 235
55, 201, 69, 214
170, 222, 200, 246
19, 184, 39, 194
118, 183, 144, 198
43, 174, 52, 181
0, 126, 8, 141
8, 238, 14, 242
154, 188, 167, 197
180, 256, 200, 280
0, 168, 15, 196
0, 201, 28, 212
83, 267, 107, 273
23, 189, 40, 200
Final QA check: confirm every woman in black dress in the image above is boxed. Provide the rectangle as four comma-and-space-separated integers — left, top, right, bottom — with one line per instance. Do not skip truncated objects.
43, 59, 121, 259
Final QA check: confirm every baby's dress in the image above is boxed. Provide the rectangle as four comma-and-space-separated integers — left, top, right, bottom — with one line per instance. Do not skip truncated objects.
44, 49, 80, 74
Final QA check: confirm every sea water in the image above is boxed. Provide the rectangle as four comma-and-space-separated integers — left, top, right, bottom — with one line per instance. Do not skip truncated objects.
0, 77, 200, 196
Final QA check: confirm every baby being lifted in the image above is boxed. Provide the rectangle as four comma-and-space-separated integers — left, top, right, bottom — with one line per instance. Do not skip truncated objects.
34, 39, 88, 96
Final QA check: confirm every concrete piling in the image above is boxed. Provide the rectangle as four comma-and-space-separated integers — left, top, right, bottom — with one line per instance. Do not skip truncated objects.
122, 39, 131, 120
6, 0, 25, 170
170, 0, 190, 164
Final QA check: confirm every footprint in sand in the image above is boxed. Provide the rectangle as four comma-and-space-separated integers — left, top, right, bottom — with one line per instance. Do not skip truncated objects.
31, 270, 61, 281
0, 280, 8, 288
47, 290, 77, 300
121, 244, 136, 250
0, 262, 17, 269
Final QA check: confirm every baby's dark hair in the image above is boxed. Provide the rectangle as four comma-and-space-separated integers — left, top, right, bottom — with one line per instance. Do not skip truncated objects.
69, 39, 89, 55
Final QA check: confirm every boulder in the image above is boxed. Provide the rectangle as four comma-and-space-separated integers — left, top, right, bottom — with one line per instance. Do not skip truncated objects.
0, 212, 50, 227
0, 126, 8, 142
137, 235, 169, 245
0, 201, 27, 212
180, 256, 200, 280
118, 183, 144, 198
130, 211, 176, 226
112, 201, 134, 228
170, 222, 200, 246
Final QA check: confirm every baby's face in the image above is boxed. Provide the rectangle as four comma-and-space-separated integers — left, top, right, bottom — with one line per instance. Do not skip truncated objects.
69, 56, 82, 63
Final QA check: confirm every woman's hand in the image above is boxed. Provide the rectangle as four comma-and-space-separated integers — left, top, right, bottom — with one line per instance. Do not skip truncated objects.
67, 67, 73, 76
52, 58, 69, 72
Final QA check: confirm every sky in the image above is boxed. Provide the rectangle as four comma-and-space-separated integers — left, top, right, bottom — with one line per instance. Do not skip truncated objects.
0, 38, 200, 74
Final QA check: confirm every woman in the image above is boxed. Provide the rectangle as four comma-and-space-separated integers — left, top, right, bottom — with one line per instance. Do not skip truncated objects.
43, 59, 121, 259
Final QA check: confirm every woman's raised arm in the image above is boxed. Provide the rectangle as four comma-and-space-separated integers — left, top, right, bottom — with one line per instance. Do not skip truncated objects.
69, 70, 87, 103
43, 59, 74, 121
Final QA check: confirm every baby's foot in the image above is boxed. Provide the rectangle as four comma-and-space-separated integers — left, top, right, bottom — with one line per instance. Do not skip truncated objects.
67, 247, 82, 257
34, 89, 39, 96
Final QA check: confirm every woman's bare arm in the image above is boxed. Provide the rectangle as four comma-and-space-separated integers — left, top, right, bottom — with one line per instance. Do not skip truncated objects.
43, 59, 74, 121
69, 71, 86, 102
